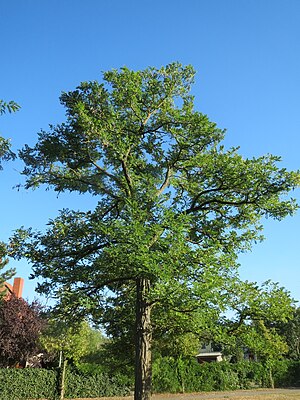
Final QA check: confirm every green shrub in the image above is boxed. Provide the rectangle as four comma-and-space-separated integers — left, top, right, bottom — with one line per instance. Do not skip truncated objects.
152, 357, 300, 393
272, 359, 300, 387
0, 366, 131, 399
0, 368, 57, 400
65, 366, 132, 398
0, 359, 299, 399
75, 362, 107, 375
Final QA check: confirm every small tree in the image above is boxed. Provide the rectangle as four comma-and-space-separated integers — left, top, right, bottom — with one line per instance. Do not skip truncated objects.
40, 318, 104, 365
12, 63, 300, 400
40, 317, 104, 400
0, 294, 45, 367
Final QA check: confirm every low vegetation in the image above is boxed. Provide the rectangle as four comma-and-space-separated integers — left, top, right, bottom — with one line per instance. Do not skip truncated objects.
0, 359, 299, 399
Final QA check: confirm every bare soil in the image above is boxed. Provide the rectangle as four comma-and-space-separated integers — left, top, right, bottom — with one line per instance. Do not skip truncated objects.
67, 389, 300, 400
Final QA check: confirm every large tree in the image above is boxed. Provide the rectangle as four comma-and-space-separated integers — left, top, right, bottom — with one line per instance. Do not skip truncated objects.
12, 64, 300, 400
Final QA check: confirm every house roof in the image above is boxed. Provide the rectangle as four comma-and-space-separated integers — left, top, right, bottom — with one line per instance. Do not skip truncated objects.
196, 352, 222, 357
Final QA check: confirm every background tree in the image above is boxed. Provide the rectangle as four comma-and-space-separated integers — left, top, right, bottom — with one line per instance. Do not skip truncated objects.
11, 63, 300, 400
277, 306, 300, 360
0, 294, 45, 367
40, 317, 104, 400
40, 317, 104, 366
216, 280, 294, 362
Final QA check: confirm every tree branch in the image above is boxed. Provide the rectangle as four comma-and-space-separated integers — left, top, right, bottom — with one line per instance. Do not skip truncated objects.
156, 166, 172, 196
85, 276, 136, 293
89, 159, 123, 186
121, 157, 133, 196
184, 195, 255, 214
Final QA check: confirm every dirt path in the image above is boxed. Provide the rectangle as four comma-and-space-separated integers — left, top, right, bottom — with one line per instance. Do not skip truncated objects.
71, 389, 300, 400
149, 389, 300, 399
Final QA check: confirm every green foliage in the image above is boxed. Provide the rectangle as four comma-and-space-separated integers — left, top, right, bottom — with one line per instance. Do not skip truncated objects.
0, 368, 57, 400
0, 100, 20, 115
10, 63, 300, 398
277, 307, 300, 360
0, 98, 18, 291
152, 357, 242, 392
0, 242, 15, 299
152, 357, 300, 393
0, 98, 19, 169
13, 63, 300, 314
40, 318, 104, 365
0, 360, 299, 399
216, 280, 295, 362
0, 367, 131, 399
65, 365, 131, 398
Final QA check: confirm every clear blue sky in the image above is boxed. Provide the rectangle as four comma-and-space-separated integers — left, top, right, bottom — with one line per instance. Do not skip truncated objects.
1, 0, 299, 303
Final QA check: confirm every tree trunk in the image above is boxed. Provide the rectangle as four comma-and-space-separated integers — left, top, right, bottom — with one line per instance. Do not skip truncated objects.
59, 356, 68, 400
134, 277, 152, 400
269, 367, 274, 389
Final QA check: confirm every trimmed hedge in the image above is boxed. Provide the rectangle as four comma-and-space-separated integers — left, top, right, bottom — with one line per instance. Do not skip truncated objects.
0, 368, 57, 399
152, 357, 300, 393
0, 367, 131, 399
65, 368, 131, 398
0, 359, 299, 399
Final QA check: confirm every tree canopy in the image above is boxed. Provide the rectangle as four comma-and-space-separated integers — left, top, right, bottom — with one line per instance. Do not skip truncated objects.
11, 63, 300, 400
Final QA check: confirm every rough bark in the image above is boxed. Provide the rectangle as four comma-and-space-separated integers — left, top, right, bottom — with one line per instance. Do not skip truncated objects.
134, 277, 152, 400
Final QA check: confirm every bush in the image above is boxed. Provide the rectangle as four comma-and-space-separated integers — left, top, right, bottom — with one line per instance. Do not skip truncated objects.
65, 365, 132, 398
0, 366, 131, 399
0, 368, 57, 400
272, 359, 300, 387
152, 357, 300, 393
0, 359, 299, 399
152, 357, 241, 393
